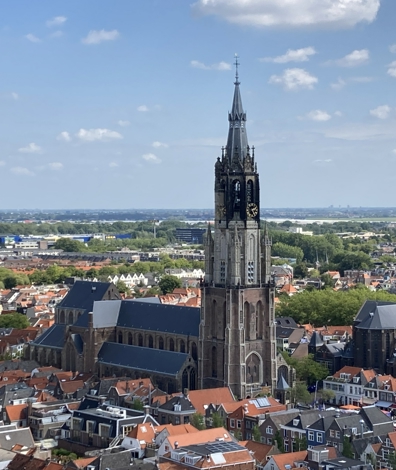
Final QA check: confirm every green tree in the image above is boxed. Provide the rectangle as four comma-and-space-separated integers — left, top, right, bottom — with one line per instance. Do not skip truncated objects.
282, 352, 328, 385
252, 424, 261, 442
293, 435, 307, 451
272, 243, 304, 263
342, 436, 354, 459
321, 389, 335, 404
158, 275, 182, 294
274, 430, 284, 452
116, 280, 130, 294
190, 413, 206, 430
3, 276, 17, 289
132, 399, 144, 411
0, 313, 29, 329
290, 382, 311, 405
387, 452, 396, 470
211, 412, 225, 428
53, 238, 87, 252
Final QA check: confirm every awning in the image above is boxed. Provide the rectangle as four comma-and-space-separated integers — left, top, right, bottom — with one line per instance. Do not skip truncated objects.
375, 401, 393, 408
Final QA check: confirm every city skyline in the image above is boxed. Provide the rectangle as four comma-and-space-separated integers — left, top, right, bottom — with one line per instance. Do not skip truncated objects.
1, 0, 396, 209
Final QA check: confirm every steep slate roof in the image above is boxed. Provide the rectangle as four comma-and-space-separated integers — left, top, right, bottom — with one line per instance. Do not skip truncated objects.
97, 342, 190, 377
58, 281, 116, 312
354, 300, 396, 325
31, 324, 65, 349
159, 395, 196, 413
356, 303, 396, 330
117, 300, 200, 336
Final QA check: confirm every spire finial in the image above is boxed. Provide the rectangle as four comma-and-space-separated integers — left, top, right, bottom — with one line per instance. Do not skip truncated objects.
234, 53, 240, 85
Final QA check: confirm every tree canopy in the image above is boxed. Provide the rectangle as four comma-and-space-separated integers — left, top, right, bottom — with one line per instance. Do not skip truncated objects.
158, 275, 182, 294
0, 313, 30, 329
277, 288, 396, 326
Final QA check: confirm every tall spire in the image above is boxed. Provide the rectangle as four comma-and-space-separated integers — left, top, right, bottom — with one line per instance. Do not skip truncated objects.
226, 54, 248, 163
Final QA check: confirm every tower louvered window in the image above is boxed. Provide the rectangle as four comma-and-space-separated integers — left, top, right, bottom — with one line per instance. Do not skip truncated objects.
248, 261, 254, 283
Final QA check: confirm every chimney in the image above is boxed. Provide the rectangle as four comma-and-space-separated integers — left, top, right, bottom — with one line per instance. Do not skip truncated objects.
144, 405, 150, 416
183, 388, 189, 398
175, 441, 179, 449
126, 381, 130, 393
88, 311, 93, 329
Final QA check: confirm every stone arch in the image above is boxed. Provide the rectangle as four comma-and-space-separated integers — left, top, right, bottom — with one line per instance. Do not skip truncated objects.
246, 351, 262, 384
138, 334, 143, 347
180, 340, 186, 353
68, 311, 74, 325
128, 332, 133, 345
191, 342, 198, 361
212, 346, 217, 378
169, 338, 175, 351
59, 310, 65, 324
148, 335, 154, 348
159, 337, 164, 350
118, 331, 123, 344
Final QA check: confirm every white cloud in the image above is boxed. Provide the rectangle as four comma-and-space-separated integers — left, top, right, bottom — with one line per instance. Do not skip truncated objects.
152, 141, 168, 148
18, 142, 42, 153
46, 16, 67, 27
25, 34, 41, 43
50, 31, 64, 38
109, 162, 119, 167
349, 76, 374, 83
48, 162, 63, 170
269, 68, 318, 91
388, 61, 396, 78
10, 166, 34, 176
137, 105, 149, 112
190, 60, 231, 70
306, 110, 332, 122
57, 131, 71, 142
330, 78, 346, 91
11, 92, 19, 100
389, 44, 396, 54
191, 0, 380, 28
0, 161, 5, 166
334, 111, 343, 117
142, 153, 161, 164
370, 105, 391, 120
81, 29, 120, 45
118, 120, 130, 127
260, 47, 316, 64
76, 128, 123, 142
332, 49, 370, 67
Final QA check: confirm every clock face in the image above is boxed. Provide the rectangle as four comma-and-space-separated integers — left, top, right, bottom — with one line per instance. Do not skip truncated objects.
246, 203, 258, 218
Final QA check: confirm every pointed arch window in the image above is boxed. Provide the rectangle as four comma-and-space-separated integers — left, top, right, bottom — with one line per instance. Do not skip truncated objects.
246, 180, 253, 203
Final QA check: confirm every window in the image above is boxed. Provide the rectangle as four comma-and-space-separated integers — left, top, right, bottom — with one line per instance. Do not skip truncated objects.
335, 431, 340, 439
230, 419, 235, 428
86, 421, 95, 435
293, 419, 299, 426
308, 431, 314, 441
267, 438, 272, 445
317, 433, 323, 443
246, 421, 251, 429
237, 420, 241, 429
329, 430, 335, 438
284, 442, 289, 452
266, 426, 273, 435
247, 261, 254, 283
99, 424, 111, 438
72, 418, 82, 430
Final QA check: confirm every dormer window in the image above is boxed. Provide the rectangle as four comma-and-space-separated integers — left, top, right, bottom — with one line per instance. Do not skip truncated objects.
353, 377, 360, 383
293, 419, 299, 427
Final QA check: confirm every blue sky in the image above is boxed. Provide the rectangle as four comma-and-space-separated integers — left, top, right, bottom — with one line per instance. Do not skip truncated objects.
1, 0, 395, 209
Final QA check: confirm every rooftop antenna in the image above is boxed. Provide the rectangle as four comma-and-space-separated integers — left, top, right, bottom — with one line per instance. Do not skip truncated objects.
234, 53, 240, 85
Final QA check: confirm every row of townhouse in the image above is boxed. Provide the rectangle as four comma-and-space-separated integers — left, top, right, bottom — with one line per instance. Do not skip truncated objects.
323, 366, 396, 410
107, 273, 149, 288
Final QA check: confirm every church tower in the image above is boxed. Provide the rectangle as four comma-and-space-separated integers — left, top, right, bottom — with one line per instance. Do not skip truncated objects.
199, 58, 277, 398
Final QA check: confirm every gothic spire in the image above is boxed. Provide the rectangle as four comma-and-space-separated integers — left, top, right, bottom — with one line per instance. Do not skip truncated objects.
226, 54, 248, 163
